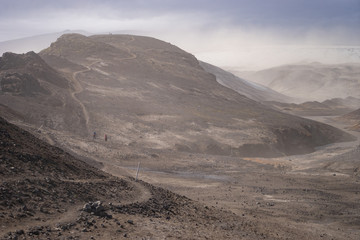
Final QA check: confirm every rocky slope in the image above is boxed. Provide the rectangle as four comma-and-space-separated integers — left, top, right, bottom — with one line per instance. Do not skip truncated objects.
0, 33, 354, 158
0, 51, 89, 135
0, 116, 270, 239
237, 63, 360, 102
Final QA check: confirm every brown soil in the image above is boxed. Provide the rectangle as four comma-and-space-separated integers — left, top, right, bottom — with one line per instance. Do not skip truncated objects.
0, 117, 268, 240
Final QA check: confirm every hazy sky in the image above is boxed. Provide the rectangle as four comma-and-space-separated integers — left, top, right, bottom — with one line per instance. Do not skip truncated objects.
1, 0, 359, 69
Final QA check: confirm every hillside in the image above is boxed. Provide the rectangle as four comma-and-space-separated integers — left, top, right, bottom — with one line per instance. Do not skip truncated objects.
34, 33, 355, 157
237, 63, 360, 102
1, 116, 270, 239
0, 51, 89, 135
200, 61, 293, 103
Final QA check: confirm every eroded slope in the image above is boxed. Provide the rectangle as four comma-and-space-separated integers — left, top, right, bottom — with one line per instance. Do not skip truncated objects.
38, 34, 354, 157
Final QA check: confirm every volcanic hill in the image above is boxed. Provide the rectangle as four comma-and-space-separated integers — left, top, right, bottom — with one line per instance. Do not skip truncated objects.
0, 33, 355, 158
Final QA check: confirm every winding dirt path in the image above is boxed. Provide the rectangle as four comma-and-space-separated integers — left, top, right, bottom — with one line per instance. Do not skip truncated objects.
3, 177, 152, 235
69, 36, 137, 133
118, 35, 137, 61
70, 61, 100, 132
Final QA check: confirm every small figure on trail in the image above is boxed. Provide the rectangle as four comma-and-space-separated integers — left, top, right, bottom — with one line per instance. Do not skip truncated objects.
104, 134, 108, 141
93, 131, 96, 140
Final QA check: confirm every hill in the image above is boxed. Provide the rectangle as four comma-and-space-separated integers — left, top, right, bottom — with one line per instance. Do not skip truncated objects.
237, 63, 360, 102
0, 33, 353, 158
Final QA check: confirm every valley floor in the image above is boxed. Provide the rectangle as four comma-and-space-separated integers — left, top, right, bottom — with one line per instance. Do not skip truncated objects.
3, 115, 359, 239
105, 115, 360, 240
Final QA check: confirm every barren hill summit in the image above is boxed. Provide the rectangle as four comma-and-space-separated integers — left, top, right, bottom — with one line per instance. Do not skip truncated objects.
0, 34, 355, 158
41, 33, 132, 63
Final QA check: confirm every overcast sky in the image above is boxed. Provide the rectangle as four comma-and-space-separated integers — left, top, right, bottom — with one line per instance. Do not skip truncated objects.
1, 0, 359, 69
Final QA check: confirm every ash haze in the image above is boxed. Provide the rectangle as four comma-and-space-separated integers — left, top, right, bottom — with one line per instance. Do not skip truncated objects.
1, 0, 359, 70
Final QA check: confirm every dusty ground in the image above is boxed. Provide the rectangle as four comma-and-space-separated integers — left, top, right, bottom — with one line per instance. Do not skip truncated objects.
13, 113, 358, 240
3, 110, 359, 239
0, 117, 266, 240
101, 116, 360, 240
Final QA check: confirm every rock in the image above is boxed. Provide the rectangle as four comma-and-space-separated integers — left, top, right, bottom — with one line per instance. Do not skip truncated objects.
82, 201, 109, 217
28, 230, 39, 236
15, 230, 24, 235
127, 220, 134, 225
83, 203, 92, 212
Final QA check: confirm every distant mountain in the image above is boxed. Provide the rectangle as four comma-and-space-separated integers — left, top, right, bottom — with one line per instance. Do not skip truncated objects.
0, 34, 355, 158
265, 97, 360, 116
344, 108, 360, 120
0, 30, 90, 55
236, 63, 360, 102
217, 46, 360, 72
200, 61, 294, 103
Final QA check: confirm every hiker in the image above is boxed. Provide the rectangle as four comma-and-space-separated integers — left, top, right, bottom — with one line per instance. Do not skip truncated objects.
93, 131, 96, 139
104, 134, 107, 141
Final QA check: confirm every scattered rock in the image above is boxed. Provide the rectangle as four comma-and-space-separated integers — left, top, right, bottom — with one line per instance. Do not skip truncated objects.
82, 201, 111, 218
15, 230, 24, 235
